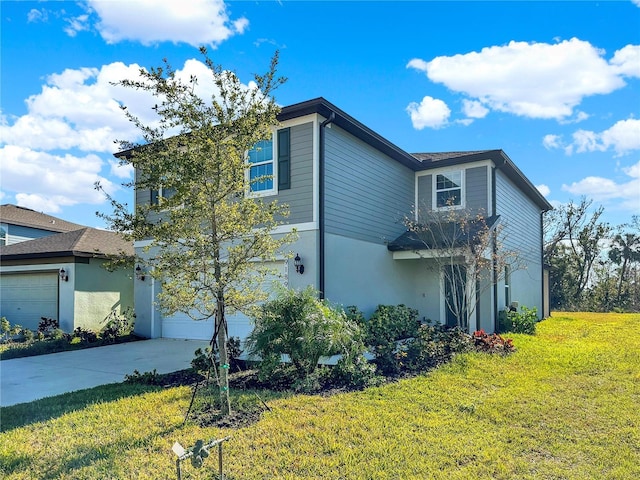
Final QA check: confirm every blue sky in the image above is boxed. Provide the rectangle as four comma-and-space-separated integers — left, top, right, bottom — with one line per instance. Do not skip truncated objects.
2, 0, 639, 229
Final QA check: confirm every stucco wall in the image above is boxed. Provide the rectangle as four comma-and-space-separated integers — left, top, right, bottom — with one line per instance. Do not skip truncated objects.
73, 259, 134, 332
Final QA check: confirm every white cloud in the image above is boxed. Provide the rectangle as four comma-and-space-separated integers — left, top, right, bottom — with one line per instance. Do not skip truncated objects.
109, 160, 134, 179
64, 14, 90, 37
536, 184, 551, 197
0, 145, 118, 214
543, 134, 563, 150
408, 39, 638, 121
544, 118, 640, 156
462, 99, 489, 119
0, 63, 155, 153
562, 160, 640, 213
406, 96, 451, 130
86, 0, 248, 47
600, 118, 640, 155
1, 58, 260, 213
27, 9, 48, 23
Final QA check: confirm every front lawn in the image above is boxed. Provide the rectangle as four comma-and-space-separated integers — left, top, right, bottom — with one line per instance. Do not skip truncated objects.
1, 312, 638, 479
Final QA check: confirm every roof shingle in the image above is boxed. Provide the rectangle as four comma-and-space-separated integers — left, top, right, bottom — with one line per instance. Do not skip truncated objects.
0, 227, 133, 259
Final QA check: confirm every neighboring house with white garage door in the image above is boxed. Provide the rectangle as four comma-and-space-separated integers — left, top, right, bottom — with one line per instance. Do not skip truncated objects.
128, 98, 551, 341
0, 207, 134, 332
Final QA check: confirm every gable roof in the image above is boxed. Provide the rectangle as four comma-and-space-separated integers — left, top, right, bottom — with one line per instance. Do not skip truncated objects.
411, 150, 553, 212
115, 98, 552, 213
280, 100, 551, 212
0, 204, 84, 233
0, 227, 134, 261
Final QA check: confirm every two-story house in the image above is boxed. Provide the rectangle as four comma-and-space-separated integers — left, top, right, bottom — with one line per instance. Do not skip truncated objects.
131, 98, 552, 341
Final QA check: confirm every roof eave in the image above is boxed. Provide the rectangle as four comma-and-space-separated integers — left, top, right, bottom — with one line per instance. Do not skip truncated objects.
279, 98, 423, 170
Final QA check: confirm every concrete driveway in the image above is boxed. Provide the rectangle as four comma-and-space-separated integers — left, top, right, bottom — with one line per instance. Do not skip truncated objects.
0, 338, 209, 407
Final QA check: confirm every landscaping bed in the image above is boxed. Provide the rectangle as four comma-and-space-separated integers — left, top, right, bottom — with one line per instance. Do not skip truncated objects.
1, 312, 638, 479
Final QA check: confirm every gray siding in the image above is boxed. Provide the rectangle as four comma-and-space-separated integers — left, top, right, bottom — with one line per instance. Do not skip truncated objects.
134, 123, 314, 226
6, 225, 58, 245
324, 125, 414, 244
416, 165, 488, 222
495, 169, 543, 313
465, 166, 488, 213
417, 175, 432, 212
275, 122, 314, 224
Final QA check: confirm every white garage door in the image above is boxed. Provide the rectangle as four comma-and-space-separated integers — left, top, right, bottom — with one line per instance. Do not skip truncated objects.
162, 261, 288, 341
0, 272, 58, 330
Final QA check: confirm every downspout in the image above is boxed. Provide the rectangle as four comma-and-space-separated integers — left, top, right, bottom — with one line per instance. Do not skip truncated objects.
491, 166, 499, 332
318, 112, 335, 299
540, 210, 547, 318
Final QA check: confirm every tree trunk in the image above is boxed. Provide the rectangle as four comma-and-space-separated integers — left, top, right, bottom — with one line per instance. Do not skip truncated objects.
215, 299, 231, 416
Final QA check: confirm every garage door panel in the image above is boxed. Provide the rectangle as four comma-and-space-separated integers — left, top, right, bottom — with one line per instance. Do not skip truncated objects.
162, 261, 287, 341
0, 273, 58, 330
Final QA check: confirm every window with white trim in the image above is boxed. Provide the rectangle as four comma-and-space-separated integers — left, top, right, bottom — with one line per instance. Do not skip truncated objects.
434, 170, 464, 209
151, 186, 177, 205
248, 139, 275, 194
0, 223, 7, 246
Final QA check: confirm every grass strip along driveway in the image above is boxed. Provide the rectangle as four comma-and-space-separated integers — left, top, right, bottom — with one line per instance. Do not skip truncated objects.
1, 312, 639, 479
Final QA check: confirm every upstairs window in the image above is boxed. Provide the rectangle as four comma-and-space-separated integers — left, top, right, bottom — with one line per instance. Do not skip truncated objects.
434, 170, 464, 209
0, 223, 7, 246
150, 186, 177, 205
248, 139, 274, 194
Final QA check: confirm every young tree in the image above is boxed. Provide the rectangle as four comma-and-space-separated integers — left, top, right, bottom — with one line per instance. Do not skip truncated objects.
98, 49, 293, 415
404, 208, 521, 331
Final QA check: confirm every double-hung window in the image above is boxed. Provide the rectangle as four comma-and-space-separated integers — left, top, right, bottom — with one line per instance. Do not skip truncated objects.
248, 139, 275, 194
247, 128, 291, 195
150, 186, 177, 205
434, 170, 464, 209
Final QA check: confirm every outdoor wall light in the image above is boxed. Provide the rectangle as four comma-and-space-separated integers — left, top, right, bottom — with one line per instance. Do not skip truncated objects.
294, 253, 304, 274
135, 265, 146, 281
59, 268, 69, 282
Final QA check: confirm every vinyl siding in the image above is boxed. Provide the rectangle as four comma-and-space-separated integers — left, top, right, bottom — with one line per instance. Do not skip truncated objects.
416, 165, 488, 222
465, 166, 488, 213
417, 175, 432, 212
495, 169, 543, 313
275, 122, 314, 224
324, 125, 414, 244
5, 225, 60, 245
134, 123, 314, 225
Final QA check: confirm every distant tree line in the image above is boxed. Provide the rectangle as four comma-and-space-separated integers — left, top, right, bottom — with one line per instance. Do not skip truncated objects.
544, 198, 640, 312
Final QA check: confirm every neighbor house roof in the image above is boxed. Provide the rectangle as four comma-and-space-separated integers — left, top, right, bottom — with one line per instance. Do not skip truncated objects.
388, 215, 501, 252
0, 227, 134, 261
0, 204, 84, 233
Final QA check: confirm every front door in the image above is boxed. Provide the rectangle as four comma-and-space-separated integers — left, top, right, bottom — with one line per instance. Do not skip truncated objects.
444, 264, 466, 328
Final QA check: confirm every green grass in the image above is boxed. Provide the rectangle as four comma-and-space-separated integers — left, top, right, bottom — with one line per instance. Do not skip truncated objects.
1, 312, 638, 479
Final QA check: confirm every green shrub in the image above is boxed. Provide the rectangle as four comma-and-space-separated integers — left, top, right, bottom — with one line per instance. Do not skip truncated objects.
124, 369, 159, 385
365, 304, 420, 375
404, 325, 472, 373
499, 306, 538, 335
73, 327, 98, 343
22, 328, 34, 342
247, 287, 366, 382
50, 328, 68, 341
101, 308, 135, 342
1, 316, 10, 340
